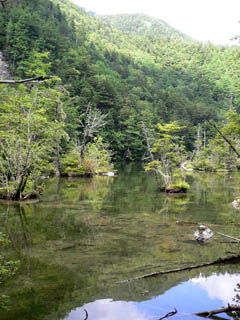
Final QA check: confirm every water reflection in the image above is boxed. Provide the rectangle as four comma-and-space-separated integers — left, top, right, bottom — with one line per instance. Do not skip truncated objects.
65, 273, 240, 320
192, 273, 240, 305
1, 167, 240, 320
65, 299, 147, 320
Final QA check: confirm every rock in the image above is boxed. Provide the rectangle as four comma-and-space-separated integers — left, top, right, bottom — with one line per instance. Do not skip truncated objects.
232, 199, 240, 209
160, 186, 188, 193
102, 172, 115, 176
194, 224, 214, 244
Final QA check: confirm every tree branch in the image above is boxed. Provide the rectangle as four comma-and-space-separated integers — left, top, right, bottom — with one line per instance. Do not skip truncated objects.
83, 309, 88, 320
208, 120, 240, 158
194, 304, 240, 317
0, 76, 55, 84
159, 308, 177, 320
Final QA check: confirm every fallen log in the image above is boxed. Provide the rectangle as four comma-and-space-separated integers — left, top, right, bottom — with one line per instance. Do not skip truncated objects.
118, 253, 240, 282
194, 304, 240, 317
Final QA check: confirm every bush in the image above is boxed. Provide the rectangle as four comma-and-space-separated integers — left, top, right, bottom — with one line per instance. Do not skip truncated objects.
61, 136, 113, 176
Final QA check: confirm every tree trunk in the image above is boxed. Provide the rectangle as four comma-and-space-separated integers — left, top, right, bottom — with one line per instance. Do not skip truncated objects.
208, 120, 240, 158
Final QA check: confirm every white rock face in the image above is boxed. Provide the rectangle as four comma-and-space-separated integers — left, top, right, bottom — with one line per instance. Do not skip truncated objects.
0, 51, 10, 80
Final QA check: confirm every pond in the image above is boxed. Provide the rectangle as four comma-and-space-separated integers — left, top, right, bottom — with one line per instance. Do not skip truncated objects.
0, 164, 240, 320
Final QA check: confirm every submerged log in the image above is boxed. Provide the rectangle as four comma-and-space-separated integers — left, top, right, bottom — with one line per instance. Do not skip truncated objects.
118, 253, 240, 283
216, 232, 240, 242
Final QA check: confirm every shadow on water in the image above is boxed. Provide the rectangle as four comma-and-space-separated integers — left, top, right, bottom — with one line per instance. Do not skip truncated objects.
0, 165, 240, 319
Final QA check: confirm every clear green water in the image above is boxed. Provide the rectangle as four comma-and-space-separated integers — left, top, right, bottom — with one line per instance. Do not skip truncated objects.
0, 164, 240, 319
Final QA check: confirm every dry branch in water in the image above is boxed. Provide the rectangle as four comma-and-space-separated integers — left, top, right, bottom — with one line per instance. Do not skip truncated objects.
158, 308, 177, 320
118, 253, 240, 282
216, 232, 240, 242
83, 309, 88, 320
194, 304, 240, 317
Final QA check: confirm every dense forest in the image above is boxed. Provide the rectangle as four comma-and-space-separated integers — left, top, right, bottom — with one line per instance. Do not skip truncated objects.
0, 0, 240, 198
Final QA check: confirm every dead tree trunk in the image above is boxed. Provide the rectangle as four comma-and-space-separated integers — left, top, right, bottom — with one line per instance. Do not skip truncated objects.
78, 105, 107, 167
141, 122, 154, 161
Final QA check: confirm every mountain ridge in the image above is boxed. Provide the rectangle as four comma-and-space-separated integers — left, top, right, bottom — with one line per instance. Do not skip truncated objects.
97, 13, 192, 41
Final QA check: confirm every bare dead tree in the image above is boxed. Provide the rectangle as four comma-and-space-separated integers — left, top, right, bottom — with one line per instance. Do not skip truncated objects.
141, 121, 154, 161
78, 104, 107, 166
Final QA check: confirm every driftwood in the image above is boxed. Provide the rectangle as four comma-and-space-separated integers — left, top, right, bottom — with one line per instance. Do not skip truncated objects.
217, 232, 240, 242
118, 253, 240, 282
208, 120, 240, 158
194, 304, 240, 317
0, 76, 55, 84
159, 308, 177, 320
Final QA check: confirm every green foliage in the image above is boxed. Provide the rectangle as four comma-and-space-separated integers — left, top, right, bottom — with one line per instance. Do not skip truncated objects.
145, 121, 187, 189
170, 180, 190, 190
0, 0, 240, 161
0, 84, 66, 200
61, 136, 113, 176
193, 109, 240, 171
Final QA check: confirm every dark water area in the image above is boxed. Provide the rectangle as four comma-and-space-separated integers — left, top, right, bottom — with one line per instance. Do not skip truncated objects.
0, 164, 240, 319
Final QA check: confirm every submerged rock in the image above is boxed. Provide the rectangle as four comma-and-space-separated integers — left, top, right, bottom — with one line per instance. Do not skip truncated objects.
194, 225, 214, 244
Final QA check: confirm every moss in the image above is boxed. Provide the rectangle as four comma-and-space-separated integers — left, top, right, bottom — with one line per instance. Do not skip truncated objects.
160, 180, 189, 193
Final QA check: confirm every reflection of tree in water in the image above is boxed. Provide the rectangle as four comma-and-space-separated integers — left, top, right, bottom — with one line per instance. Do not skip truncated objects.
159, 194, 190, 216
3, 205, 33, 275
58, 176, 114, 211
230, 283, 240, 319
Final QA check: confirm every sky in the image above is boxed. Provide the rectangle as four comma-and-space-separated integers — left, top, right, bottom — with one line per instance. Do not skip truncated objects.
70, 0, 240, 45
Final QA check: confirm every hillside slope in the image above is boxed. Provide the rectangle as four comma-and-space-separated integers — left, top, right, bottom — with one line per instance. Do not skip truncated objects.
0, 0, 240, 160
97, 13, 191, 41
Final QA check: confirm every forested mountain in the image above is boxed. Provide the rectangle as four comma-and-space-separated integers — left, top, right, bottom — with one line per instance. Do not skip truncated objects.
97, 13, 191, 41
0, 0, 240, 161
